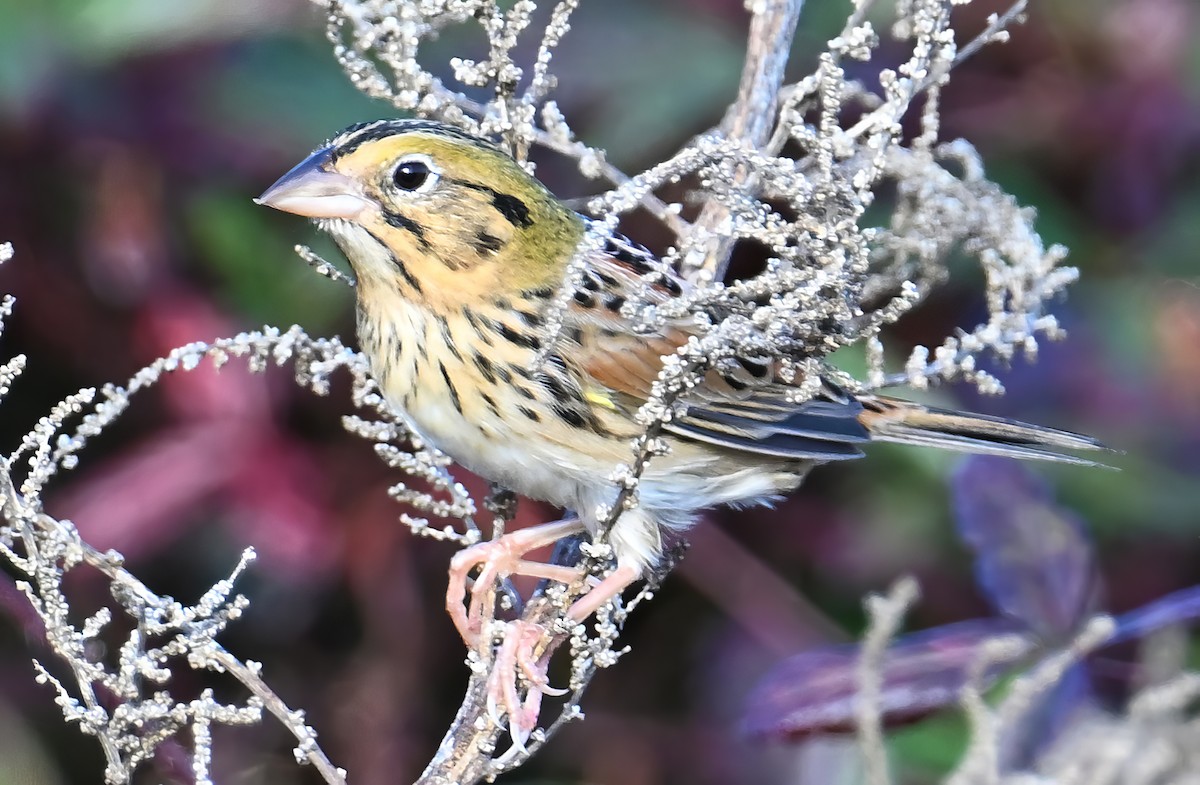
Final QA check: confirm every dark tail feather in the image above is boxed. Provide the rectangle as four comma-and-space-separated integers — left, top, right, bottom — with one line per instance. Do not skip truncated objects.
858, 396, 1111, 466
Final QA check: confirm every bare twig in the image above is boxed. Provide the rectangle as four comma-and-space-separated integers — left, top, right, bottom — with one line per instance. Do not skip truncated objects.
681, 0, 806, 282
415, 600, 557, 785
841, 0, 1028, 141
856, 578, 919, 785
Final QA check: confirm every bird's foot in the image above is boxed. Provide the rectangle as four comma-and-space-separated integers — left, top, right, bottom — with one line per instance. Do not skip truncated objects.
446, 518, 586, 648
486, 619, 567, 750
445, 519, 645, 750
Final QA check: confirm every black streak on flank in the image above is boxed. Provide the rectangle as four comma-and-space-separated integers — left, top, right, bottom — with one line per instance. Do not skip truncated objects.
462, 309, 494, 346
492, 193, 533, 228
540, 372, 570, 401
554, 405, 587, 429
517, 309, 543, 327
437, 316, 462, 361
573, 291, 595, 308
473, 353, 497, 384
439, 361, 464, 414
496, 322, 541, 351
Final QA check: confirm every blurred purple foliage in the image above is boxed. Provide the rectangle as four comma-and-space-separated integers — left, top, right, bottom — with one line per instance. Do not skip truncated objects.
745, 456, 1200, 758
952, 457, 1096, 640
742, 618, 1031, 738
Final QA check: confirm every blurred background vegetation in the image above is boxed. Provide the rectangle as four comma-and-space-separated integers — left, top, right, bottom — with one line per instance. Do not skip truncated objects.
0, 0, 1197, 783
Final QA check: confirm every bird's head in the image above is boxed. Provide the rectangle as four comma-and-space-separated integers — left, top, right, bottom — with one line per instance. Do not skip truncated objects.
257, 119, 584, 305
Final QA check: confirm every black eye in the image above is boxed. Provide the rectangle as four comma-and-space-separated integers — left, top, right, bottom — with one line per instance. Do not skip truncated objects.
393, 159, 431, 191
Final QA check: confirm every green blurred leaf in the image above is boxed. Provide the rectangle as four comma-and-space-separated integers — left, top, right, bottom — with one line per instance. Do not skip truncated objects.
888, 711, 970, 777
550, 0, 743, 158
1145, 188, 1200, 280
186, 188, 349, 330
206, 38, 394, 151
0, 695, 65, 785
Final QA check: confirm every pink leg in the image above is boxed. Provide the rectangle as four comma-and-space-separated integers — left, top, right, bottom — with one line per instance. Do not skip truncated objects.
446, 518, 586, 648
567, 563, 642, 622
446, 522, 647, 747
487, 560, 643, 747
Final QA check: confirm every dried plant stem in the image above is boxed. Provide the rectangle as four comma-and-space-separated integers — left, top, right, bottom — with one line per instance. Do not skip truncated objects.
415, 675, 503, 785
842, 1, 1028, 141
683, 0, 806, 282
532, 134, 689, 236
415, 597, 580, 785
207, 650, 348, 784
856, 578, 919, 785
0, 415, 350, 785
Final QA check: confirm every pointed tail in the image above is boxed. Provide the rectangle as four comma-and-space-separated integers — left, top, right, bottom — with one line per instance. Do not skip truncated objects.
857, 396, 1111, 466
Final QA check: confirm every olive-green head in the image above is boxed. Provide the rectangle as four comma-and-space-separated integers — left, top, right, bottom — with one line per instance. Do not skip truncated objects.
257, 119, 584, 304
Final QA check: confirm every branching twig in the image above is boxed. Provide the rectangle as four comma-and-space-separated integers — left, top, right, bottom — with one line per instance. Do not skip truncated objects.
682, 0, 806, 282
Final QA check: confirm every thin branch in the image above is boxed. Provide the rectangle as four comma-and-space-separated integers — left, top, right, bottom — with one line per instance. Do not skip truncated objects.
681, 0, 806, 282
415, 596, 580, 785
856, 577, 920, 785
841, 0, 1027, 141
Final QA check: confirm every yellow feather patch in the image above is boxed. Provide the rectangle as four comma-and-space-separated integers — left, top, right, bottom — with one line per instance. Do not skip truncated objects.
584, 387, 616, 410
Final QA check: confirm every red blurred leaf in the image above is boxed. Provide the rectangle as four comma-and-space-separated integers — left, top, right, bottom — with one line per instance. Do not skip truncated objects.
52, 423, 246, 560
136, 296, 272, 421
227, 432, 339, 577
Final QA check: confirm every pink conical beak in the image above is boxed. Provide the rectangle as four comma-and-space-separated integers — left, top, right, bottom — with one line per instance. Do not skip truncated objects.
255, 147, 373, 219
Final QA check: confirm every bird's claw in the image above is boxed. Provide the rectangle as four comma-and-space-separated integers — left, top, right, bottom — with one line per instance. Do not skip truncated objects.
486, 620, 562, 751
446, 521, 586, 649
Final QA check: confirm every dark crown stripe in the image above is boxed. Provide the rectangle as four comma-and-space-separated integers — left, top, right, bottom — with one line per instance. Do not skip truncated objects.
329, 119, 499, 160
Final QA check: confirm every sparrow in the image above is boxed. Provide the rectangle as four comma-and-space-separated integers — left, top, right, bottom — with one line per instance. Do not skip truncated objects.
257, 118, 1103, 739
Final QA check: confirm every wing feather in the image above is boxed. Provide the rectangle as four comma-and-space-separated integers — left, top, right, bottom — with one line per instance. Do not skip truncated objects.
562, 233, 870, 461
558, 228, 1108, 466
